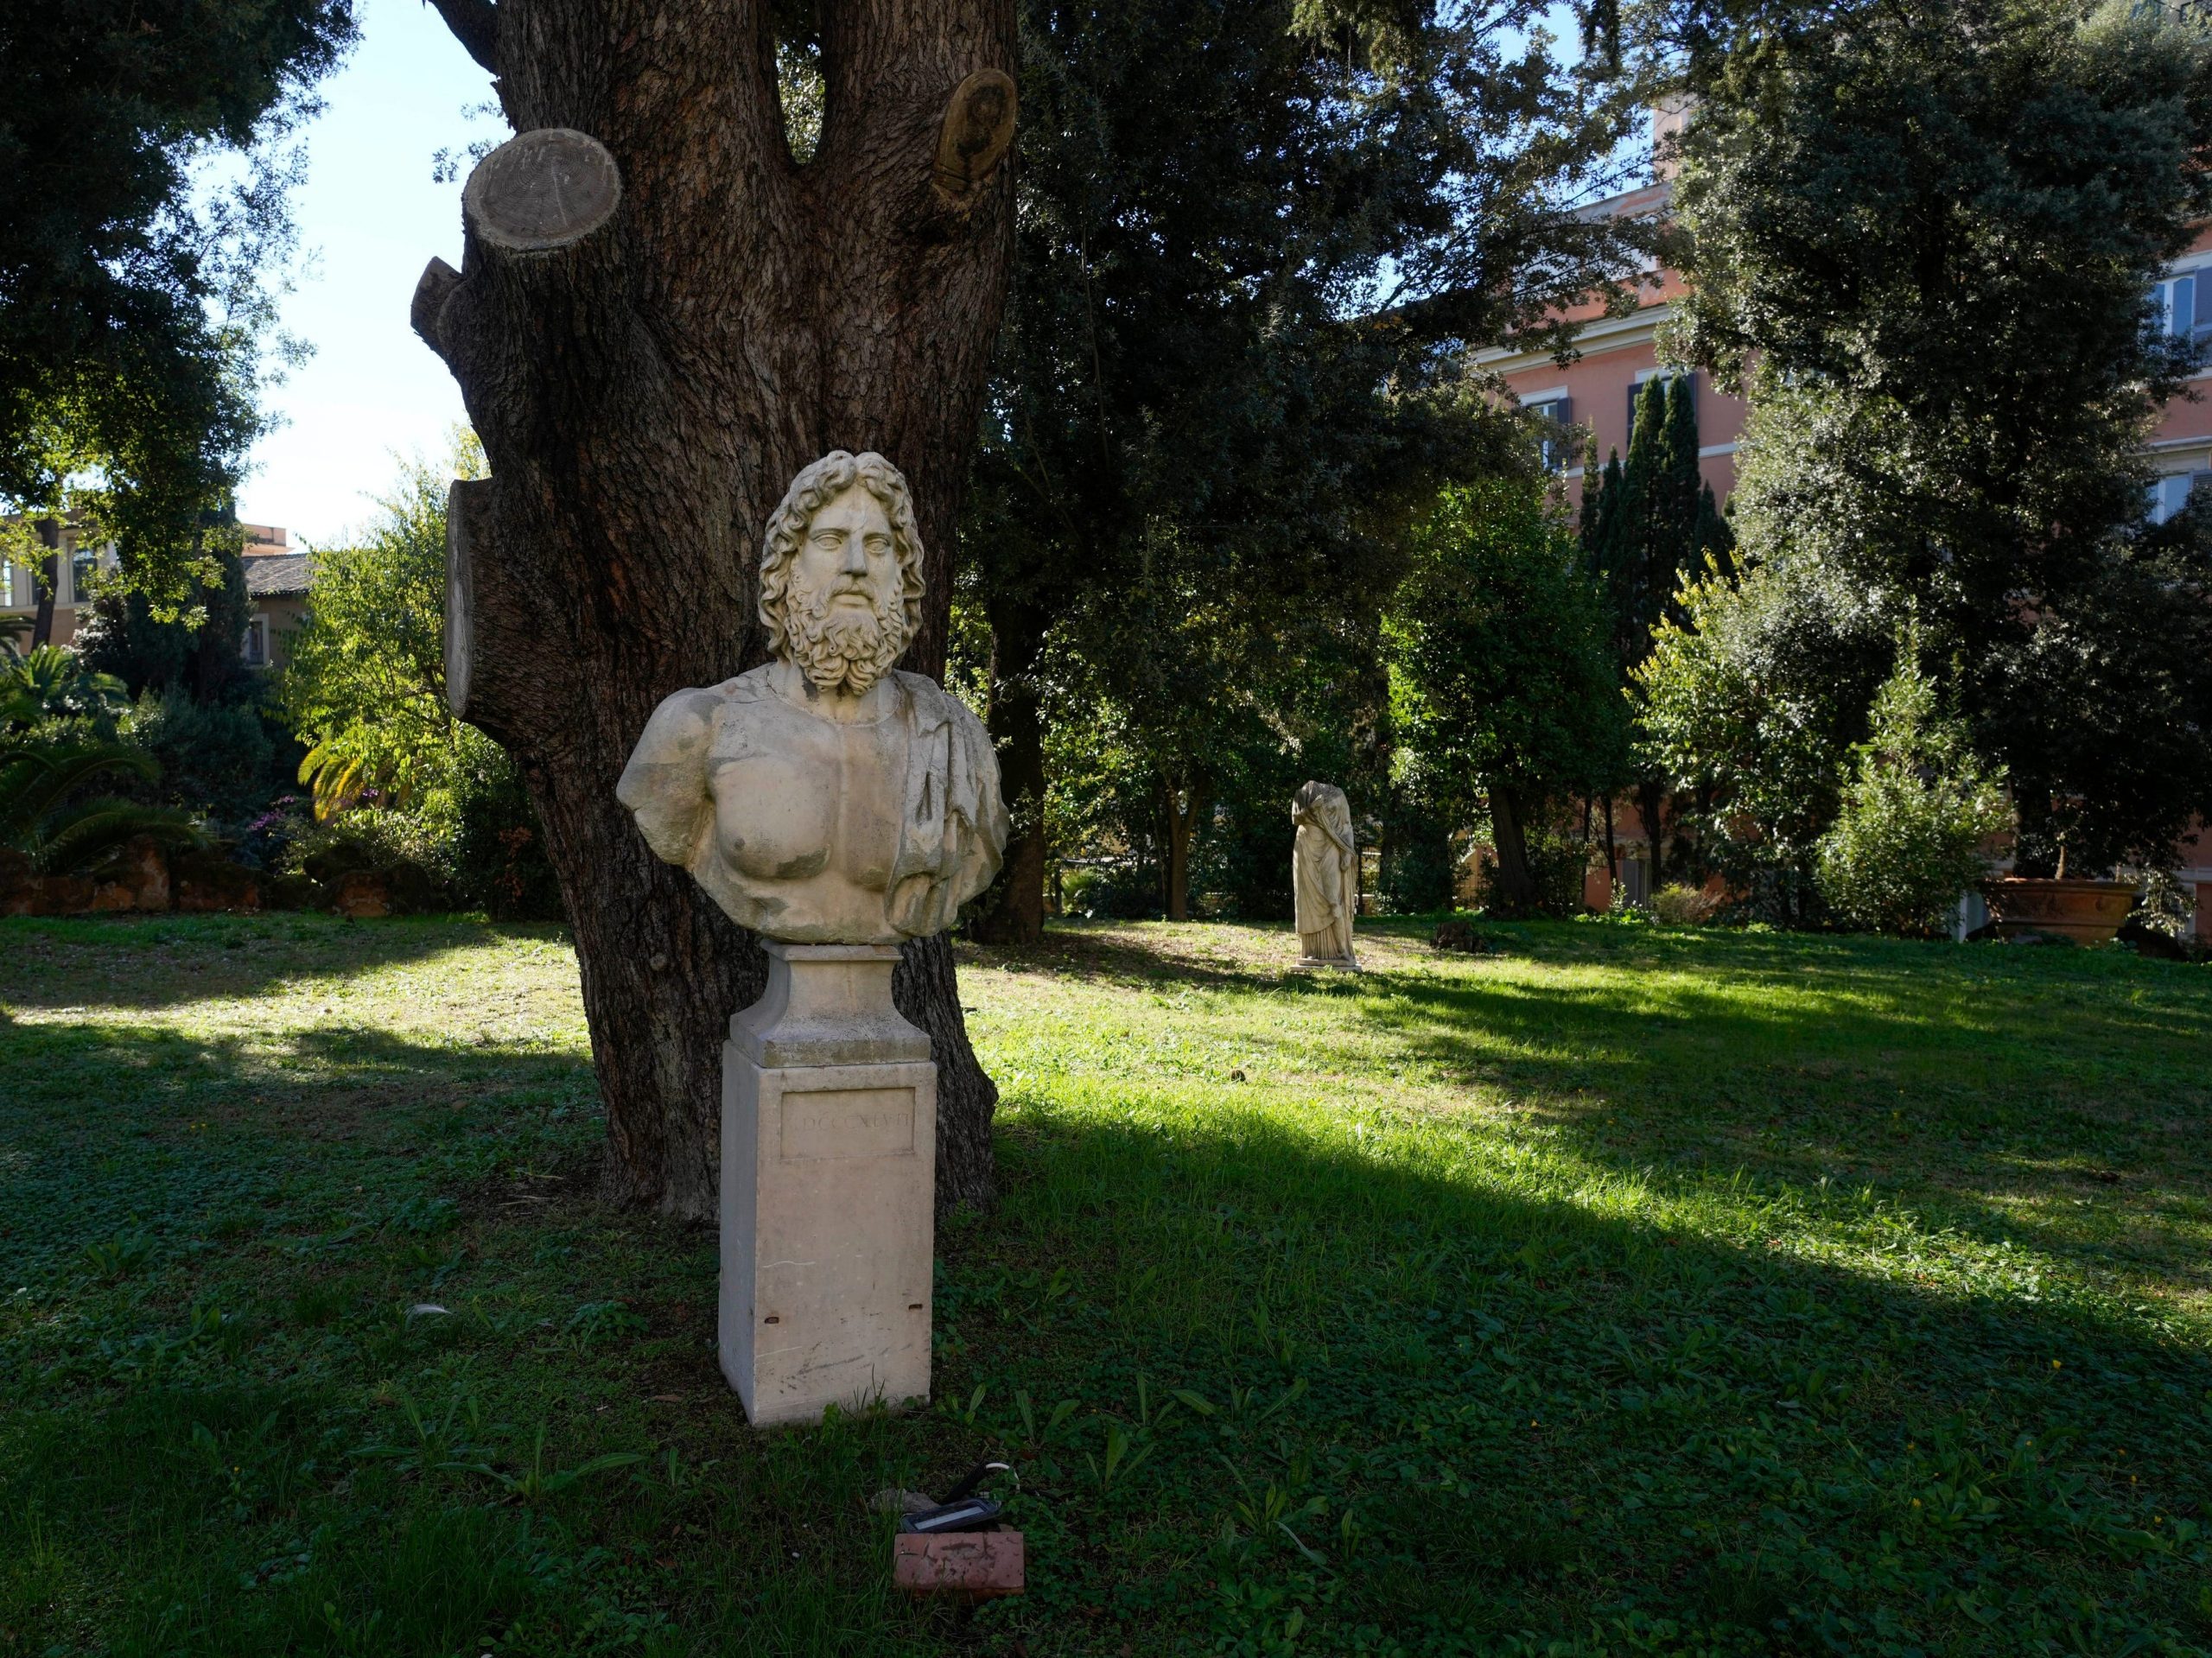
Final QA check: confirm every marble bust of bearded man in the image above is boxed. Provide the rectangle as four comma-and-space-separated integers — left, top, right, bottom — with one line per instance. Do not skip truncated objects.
616, 451, 1007, 944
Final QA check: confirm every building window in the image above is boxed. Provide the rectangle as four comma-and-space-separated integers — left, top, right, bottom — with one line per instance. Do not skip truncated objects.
1618, 854, 1651, 907
0, 561, 14, 609
1525, 395, 1573, 472
67, 545, 99, 607
2152, 274, 2208, 340
1629, 371, 1696, 445
2148, 470, 2210, 524
242, 617, 269, 667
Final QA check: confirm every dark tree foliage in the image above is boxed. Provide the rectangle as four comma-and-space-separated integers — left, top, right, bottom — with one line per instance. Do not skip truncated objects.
77, 540, 251, 706
963, 0, 1648, 936
75, 534, 295, 825
1662, 0, 2212, 873
1387, 473, 1630, 914
0, 0, 355, 600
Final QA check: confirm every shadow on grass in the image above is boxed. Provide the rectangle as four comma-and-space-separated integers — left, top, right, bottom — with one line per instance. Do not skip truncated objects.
969, 920, 1316, 994
1363, 943, 2212, 1292
0, 912, 569, 1013
2, 947, 2209, 1652
951, 1092, 2212, 1650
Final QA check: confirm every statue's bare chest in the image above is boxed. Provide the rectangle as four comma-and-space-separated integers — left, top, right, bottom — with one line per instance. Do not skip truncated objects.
707, 701, 908, 888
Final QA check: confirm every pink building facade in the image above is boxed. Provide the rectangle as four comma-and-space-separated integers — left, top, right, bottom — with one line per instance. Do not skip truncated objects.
1478, 198, 2212, 931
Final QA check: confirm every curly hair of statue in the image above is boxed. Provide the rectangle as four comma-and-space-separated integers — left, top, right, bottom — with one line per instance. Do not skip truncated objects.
756, 450, 927, 657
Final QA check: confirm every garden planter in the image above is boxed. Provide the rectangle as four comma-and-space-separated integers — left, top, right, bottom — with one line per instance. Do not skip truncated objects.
1981, 878, 2134, 944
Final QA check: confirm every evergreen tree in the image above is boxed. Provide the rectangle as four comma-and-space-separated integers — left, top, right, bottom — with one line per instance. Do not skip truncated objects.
1580, 372, 1732, 882
965, 0, 1649, 937
1389, 473, 1630, 914
1663, 0, 2212, 874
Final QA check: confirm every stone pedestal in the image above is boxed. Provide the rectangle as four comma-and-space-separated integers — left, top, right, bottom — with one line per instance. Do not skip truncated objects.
721, 941, 936, 1426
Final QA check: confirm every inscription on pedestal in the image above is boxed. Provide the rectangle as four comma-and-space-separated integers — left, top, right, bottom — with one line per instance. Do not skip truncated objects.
782, 1087, 916, 1160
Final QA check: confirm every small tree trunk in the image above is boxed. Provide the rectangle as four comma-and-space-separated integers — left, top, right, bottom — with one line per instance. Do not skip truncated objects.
1489, 781, 1537, 915
419, 1, 1018, 1219
972, 597, 1046, 945
29, 521, 59, 649
1637, 777, 1669, 889
1164, 778, 1201, 922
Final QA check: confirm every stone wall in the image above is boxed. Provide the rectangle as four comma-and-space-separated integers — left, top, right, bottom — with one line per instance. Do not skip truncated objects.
0, 839, 398, 919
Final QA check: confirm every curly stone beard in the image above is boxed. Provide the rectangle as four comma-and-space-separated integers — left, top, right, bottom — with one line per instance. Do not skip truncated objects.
779, 572, 911, 696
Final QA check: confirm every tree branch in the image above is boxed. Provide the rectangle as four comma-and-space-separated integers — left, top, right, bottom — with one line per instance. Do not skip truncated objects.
423, 0, 499, 74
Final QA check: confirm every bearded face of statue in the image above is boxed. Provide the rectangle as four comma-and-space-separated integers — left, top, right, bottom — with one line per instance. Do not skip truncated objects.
779, 483, 910, 696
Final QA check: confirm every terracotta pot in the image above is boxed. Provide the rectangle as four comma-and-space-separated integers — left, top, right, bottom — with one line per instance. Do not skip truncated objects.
1981, 877, 2135, 944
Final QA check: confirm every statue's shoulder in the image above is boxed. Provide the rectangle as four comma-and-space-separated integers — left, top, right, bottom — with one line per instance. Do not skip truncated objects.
717, 666, 776, 705
890, 670, 982, 728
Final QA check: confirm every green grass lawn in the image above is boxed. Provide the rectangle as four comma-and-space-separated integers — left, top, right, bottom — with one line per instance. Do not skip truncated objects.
3, 913, 2209, 1656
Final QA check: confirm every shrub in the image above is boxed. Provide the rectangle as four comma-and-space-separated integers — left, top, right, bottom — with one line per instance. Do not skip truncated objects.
1636, 555, 1893, 927
1651, 883, 1721, 925
1378, 817, 1457, 915
415, 734, 564, 919
0, 737, 207, 874
282, 811, 450, 913
124, 688, 279, 823
1815, 651, 2011, 938
1061, 862, 1159, 919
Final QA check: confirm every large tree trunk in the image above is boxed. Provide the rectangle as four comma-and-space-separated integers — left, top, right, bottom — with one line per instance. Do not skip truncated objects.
971, 595, 1046, 944
1488, 780, 1537, 916
416, 0, 1017, 1219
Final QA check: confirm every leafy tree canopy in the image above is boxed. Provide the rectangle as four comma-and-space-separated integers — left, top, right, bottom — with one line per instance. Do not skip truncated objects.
1636, 553, 1891, 922
966, 0, 1654, 925
1660, 0, 2212, 873
1387, 472, 1630, 911
0, 0, 356, 604
279, 436, 479, 819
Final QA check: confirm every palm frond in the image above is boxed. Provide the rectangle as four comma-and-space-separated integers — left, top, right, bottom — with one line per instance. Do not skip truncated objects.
0, 742, 160, 847
32, 800, 207, 878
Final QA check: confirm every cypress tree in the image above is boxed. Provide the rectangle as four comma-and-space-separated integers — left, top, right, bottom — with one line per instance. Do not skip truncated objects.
1582, 372, 1723, 888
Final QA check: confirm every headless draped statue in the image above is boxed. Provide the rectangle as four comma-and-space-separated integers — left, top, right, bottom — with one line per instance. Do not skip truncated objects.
1292, 780, 1358, 969
617, 451, 1007, 944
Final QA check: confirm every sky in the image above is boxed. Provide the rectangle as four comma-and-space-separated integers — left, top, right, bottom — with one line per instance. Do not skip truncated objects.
233, 0, 504, 547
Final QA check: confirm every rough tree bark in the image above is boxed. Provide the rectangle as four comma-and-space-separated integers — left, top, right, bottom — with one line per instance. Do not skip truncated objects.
416, 0, 1018, 1220
1487, 781, 1537, 915
1163, 776, 1204, 922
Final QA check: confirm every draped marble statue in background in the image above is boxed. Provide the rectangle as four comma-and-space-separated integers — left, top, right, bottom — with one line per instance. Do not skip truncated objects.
1291, 780, 1358, 970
